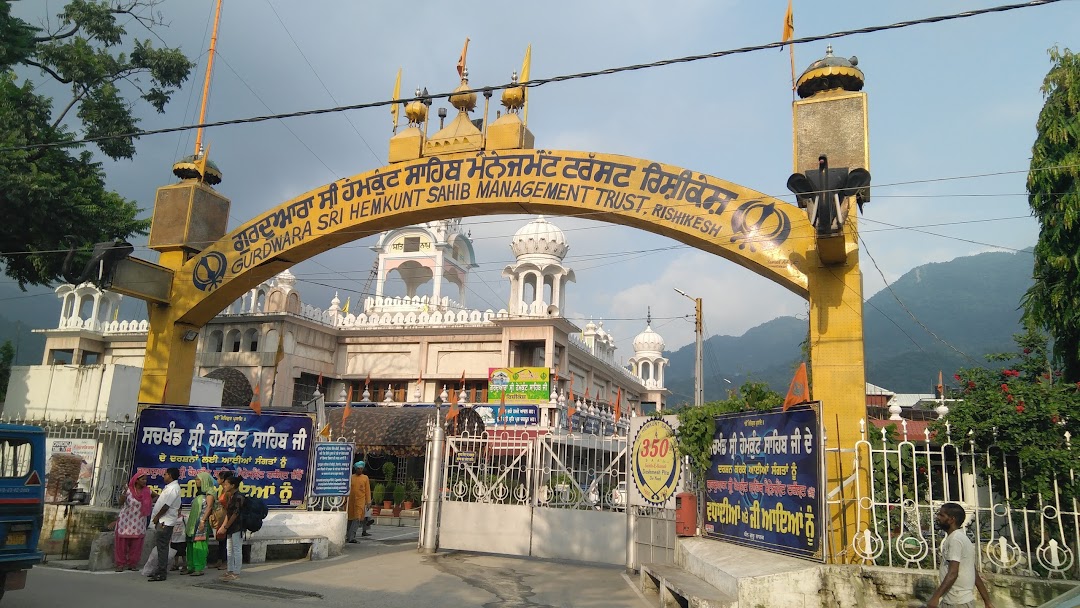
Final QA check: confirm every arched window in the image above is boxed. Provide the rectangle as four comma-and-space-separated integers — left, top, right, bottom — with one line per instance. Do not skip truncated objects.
78, 295, 94, 320
226, 329, 242, 353
244, 328, 259, 352
256, 290, 267, 312
208, 330, 224, 353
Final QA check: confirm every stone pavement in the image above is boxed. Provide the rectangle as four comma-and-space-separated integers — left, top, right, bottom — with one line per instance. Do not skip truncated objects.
28, 525, 649, 608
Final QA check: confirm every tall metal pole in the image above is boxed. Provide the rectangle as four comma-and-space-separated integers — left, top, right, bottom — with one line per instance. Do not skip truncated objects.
694, 297, 703, 408
675, 288, 704, 407
193, 0, 223, 155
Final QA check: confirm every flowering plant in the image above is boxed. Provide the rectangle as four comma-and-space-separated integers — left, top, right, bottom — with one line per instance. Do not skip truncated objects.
930, 324, 1080, 502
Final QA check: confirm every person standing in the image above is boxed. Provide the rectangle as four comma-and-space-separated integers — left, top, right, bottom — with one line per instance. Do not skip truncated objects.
210, 469, 231, 569
926, 502, 995, 608
184, 472, 215, 577
114, 473, 152, 571
148, 467, 181, 582
215, 474, 244, 582
346, 461, 372, 542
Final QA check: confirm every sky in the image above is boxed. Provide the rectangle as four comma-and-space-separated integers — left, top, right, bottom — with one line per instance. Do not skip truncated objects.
3, 0, 1076, 364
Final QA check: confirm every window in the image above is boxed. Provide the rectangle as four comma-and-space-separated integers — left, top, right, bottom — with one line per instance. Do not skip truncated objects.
244, 328, 260, 352
226, 329, 242, 353
0, 440, 33, 478
403, 237, 421, 252
81, 352, 101, 365
50, 349, 73, 365
208, 330, 224, 353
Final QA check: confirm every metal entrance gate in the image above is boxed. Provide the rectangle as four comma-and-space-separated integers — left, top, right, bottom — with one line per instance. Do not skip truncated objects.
438, 430, 629, 565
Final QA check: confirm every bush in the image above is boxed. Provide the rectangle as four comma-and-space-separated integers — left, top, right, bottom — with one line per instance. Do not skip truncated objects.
393, 483, 406, 506
372, 483, 386, 505
675, 381, 783, 479
381, 462, 395, 484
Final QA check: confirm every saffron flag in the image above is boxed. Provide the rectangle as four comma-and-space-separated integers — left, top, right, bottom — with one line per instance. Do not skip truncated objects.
936, 370, 944, 398
499, 391, 506, 427
250, 383, 262, 416
783, 362, 809, 411
343, 385, 354, 423
341, 296, 350, 315
567, 377, 576, 419
520, 44, 532, 123
390, 67, 402, 132
456, 38, 470, 79
614, 387, 622, 422
316, 373, 323, 391
274, 333, 285, 367
364, 373, 371, 388
319, 423, 331, 439
460, 370, 466, 388
782, 0, 794, 42
446, 398, 459, 422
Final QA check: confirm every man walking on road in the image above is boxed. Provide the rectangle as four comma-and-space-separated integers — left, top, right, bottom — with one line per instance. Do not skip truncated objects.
347, 461, 372, 542
148, 467, 181, 582
926, 502, 995, 608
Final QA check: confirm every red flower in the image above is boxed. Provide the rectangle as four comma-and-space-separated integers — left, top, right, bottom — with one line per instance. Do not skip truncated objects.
918, 466, 927, 475
968, 381, 976, 389
1006, 394, 1015, 402
1023, 348, 1032, 354
1001, 384, 1010, 392
953, 374, 961, 382
1016, 404, 1025, 413
1052, 414, 1061, 424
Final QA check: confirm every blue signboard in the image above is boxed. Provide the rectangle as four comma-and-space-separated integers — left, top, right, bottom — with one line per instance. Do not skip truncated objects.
311, 442, 354, 497
703, 403, 823, 561
133, 405, 314, 508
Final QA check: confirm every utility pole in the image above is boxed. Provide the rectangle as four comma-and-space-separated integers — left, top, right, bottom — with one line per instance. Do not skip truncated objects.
674, 288, 703, 407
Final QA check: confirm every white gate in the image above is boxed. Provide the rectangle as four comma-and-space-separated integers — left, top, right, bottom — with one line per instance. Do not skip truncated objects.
438, 429, 628, 564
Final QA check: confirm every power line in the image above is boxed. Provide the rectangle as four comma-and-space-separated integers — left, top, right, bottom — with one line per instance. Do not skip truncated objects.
1, 0, 1062, 154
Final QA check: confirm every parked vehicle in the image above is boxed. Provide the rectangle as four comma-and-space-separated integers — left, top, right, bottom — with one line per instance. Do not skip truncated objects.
0, 424, 46, 601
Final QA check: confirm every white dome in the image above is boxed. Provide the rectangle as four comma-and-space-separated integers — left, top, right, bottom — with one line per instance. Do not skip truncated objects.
275, 268, 297, 291
510, 215, 568, 261
633, 325, 666, 353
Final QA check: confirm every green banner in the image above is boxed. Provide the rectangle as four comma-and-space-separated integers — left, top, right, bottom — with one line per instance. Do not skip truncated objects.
488, 367, 550, 404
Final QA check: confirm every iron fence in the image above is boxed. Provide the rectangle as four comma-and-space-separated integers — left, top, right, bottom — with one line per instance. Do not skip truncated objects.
844, 419, 1079, 580
444, 428, 627, 512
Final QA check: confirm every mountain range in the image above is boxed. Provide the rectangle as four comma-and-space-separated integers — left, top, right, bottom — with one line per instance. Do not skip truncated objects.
663, 249, 1034, 402
1, 249, 1034, 400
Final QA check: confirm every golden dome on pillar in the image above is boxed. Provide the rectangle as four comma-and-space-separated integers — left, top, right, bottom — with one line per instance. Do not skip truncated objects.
501, 72, 525, 111
796, 45, 864, 99
405, 97, 428, 125
449, 78, 477, 113
171, 153, 222, 185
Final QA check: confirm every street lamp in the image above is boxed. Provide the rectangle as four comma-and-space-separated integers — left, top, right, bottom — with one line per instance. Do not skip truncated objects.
674, 288, 703, 408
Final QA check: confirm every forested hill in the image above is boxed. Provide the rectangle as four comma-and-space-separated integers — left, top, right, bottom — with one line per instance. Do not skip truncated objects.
663, 249, 1034, 403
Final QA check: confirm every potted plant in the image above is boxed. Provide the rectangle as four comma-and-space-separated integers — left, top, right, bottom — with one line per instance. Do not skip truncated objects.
392, 483, 406, 516
402, 479, 420, 510
372, 483, 386, 516
381, 462, 396, 509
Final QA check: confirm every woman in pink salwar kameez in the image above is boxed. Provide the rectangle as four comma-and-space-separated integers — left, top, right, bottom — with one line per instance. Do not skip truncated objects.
114, 473, 152, 571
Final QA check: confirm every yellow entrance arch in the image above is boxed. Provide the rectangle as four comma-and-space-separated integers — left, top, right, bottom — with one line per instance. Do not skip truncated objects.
136, 49, 870, 562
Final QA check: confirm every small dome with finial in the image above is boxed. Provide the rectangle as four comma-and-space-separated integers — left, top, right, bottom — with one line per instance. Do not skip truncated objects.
172, 153, 222, 185
501, 71, 525, 112
405, 87, 428, 125
796, 45, 864, 99
449, 68, 477, 113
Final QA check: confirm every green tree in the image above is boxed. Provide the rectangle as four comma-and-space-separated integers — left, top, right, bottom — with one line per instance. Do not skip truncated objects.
0, 1, 192, 288
0, 340, 14, 402
931, 323, 1080, 502
675, 381, 783, 478
1023, 46, 1080, 383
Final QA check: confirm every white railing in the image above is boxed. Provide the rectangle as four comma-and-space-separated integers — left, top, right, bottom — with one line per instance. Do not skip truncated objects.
443, 429, 627, 512
840, 419, 1079, 580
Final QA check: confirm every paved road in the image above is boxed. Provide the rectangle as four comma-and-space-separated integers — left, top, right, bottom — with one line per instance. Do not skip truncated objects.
18, 526, 648, 608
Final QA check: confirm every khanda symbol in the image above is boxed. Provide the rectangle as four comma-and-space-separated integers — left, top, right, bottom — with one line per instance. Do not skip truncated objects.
729, 200, 792, 252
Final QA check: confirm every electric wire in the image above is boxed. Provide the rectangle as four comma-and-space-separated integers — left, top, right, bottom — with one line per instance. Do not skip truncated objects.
0, 0, 1062, 154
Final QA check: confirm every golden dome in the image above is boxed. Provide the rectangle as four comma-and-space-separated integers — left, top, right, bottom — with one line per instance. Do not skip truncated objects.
501, 71, 525, 111
796, 45, 864, 99
449, 77, 477, 113
172, 154, 222, 185
405, 98, 427, 125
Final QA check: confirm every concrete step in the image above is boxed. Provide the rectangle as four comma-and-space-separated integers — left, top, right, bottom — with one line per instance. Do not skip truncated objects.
640, 563, 737, 608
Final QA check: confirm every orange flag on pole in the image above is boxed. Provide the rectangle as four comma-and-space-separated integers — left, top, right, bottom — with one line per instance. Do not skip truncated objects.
567, 377, 576, 419
936, 370, 944, 398
498, 391, 507, 428
614, 387, 622, 422
456, 37, 470, 79
250, 382, 262, 415
343, 385, 354, 423
782, 0, 796, 91
446, 398, 460, 422
783, 362, 809, 411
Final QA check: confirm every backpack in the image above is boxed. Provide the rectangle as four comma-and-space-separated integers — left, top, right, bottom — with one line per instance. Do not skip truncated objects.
240, 496, 269, 533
